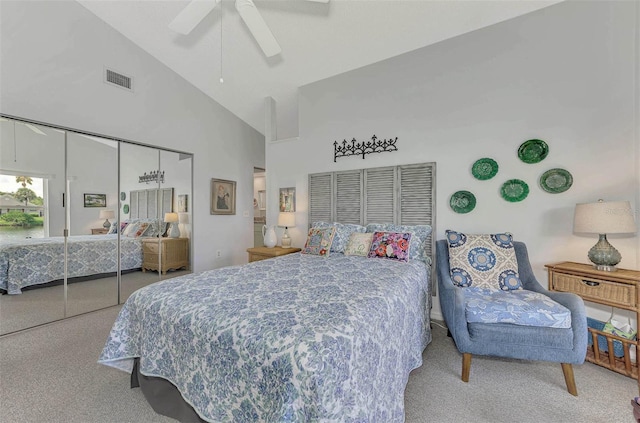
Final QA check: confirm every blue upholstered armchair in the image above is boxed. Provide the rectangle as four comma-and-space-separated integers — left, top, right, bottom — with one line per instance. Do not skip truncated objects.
436, 240, 588, 395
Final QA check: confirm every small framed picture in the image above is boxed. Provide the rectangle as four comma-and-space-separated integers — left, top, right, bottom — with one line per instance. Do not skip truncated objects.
84, 193, 107, 208
211, 179, 236, 215
279, 187, 295, 212
178, 194, 188, 212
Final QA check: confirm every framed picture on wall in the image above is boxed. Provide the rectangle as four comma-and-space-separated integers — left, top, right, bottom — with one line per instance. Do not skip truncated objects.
279, 187, 295, 212
211, 179, 236, 215
178, 194, 188, 212
84, 193, 107, 208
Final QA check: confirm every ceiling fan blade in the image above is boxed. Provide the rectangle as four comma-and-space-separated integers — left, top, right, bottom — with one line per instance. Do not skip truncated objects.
305, 0, 330, 3
235, 0, 281, 58
24, 123, 47, 136
169, 0, 220, 35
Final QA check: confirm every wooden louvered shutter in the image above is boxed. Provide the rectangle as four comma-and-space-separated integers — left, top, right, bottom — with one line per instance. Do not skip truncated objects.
335, 171, 362, 224
363, 166, 396, 225
309, 173, 333, 226
399, 163, 435, 259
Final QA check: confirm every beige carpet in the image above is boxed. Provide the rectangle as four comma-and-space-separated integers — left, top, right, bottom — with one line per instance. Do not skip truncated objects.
0, 307, 636, 423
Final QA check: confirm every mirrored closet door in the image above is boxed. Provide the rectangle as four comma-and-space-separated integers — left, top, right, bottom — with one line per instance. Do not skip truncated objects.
0, 117, 66, 333
0, 115, 193, 335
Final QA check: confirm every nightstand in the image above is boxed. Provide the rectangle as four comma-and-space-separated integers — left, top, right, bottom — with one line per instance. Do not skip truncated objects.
546, 261, 640, 392
142, 237, 190, 274
247, 246, 301, 263
91, 228, 109, 235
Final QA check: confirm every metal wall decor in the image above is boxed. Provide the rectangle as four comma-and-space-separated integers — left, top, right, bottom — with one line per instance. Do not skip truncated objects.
333, 135, 398, 162
139, 170, 165, 184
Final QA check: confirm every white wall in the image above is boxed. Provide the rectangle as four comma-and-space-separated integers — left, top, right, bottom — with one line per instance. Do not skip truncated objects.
267, 1, 640, 321
0, 1, 265, 270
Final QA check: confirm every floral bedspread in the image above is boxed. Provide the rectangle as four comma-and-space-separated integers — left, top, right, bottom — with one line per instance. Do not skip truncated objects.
99, 253, 431, 422
0, 235, 142, 294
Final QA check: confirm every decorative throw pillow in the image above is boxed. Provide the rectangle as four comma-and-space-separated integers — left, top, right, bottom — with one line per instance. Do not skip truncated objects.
344, 232, 374, 256
366, 223, 432, 264
301, 227, 336, 257
133, 222, 150, 238
367, 231, 412, 262
122, 221, 140, 237
312, 221, 366, 253
107, 221, 118, 234
119, 221, 129, 234
445, 230, 522, 291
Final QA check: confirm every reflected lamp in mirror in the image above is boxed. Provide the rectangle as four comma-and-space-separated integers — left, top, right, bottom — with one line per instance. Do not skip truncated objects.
99, 209, 115, 229
164, 212, 180, 238
278, 212, 296, 248
178, 213, 190, 238
573, 199, 637, 271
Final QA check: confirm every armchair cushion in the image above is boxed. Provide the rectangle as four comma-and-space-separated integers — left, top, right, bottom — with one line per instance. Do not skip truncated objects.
446, 230, 522, 291
465, 287, 572, 328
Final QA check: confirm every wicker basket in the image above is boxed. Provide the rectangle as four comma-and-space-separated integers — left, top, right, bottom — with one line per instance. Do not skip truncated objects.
586, 317, 638, 379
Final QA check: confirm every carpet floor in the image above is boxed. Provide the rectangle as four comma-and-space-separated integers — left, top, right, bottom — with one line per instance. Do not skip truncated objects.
0, 306, 636, 422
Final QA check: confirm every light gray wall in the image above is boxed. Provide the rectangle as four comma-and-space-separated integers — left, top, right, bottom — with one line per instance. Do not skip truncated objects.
0, 1, 265, 270
266, 1, 640, 320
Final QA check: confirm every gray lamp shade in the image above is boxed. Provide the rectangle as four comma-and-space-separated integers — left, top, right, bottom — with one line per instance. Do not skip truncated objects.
573, 200, 636, 234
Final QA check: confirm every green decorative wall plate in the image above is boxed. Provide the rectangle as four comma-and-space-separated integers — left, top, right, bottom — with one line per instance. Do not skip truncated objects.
123, 204, 129, 214
500, 179, 529, 202
120, 192, 126, 201
540, 168, 573, 193
450, 190, 476, 213
472, 158, 499, 180
518, 139, 549, 164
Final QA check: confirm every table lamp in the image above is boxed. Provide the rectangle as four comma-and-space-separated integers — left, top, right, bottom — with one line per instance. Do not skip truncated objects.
99, 210, 115, 229
573, 199, 637, 271
278, 212, 296, 248
164, 212, 180, 238
178, 212, 190, 238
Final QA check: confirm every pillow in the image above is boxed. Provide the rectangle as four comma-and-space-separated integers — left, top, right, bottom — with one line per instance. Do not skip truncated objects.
107, 221, 118, 234
132, 222, 150, 238
301, 227, 336, 257
367, 231, 412, 262
122, 221, 140, 237
366, 223, 432, 264
445, 230, 522, 291
119, 221, 129, 234
312, 221, 366, 253
344, 232, 374, 256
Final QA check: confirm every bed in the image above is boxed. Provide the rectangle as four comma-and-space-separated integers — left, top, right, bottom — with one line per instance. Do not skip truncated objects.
99, 251, 432, 422
0, 234, 143, 295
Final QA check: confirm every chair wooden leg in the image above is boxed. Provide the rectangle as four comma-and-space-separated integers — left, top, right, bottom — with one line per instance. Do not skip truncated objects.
561, 363, 578, 396
461, 353, 472, 382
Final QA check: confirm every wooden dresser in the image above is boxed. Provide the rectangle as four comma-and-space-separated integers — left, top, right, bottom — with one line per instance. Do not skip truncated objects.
142, 237, 190, 274
247, 246, 301, 263
546, 261, 639, 391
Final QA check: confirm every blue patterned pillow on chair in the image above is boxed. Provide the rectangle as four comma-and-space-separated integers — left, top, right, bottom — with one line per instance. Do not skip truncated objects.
445, 230, 522, 291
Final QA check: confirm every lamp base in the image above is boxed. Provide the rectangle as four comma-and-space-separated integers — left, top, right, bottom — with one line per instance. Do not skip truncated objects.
588, 234, 621, 272
103, 219, 111, 230
281, 228, 291, 248
169, 223, 180, 238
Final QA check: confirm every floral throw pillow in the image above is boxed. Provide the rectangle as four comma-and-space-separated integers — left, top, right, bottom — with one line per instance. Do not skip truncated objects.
365, 223, 432, 264
312, 221, 366, 253
301, 227, 336, 257
367, 231, 412, 262
344, 233, 374, 257
445, 230, 522, 291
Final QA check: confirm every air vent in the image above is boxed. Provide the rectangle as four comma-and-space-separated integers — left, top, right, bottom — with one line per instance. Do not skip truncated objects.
104, 68, 133, 91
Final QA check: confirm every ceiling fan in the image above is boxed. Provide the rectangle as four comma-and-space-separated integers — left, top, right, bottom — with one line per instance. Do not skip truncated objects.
169, 0, 329, 58
0, 117, 46, 135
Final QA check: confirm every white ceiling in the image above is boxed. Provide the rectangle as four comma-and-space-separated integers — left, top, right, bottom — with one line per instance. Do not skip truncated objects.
78, 0, 561, 140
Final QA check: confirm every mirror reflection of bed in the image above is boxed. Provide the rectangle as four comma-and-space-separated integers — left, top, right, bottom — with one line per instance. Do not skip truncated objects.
0, 116, 193, 336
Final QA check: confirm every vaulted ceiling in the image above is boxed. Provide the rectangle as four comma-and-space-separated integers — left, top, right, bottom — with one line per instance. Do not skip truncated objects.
78, 0, 561, 139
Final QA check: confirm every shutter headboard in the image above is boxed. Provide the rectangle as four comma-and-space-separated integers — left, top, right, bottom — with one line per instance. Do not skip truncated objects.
308, 162, 436, 292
